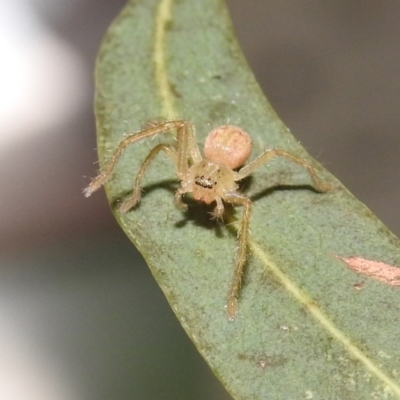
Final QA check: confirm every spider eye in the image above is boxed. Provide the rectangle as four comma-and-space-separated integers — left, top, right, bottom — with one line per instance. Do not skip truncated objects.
204, 125, 252, 169
194, 175, 214, 189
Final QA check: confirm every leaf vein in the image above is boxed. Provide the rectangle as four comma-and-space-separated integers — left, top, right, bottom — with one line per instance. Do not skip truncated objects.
153, 0, 177, 118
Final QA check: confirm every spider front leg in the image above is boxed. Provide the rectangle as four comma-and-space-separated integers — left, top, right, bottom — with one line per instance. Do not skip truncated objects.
84, 120, 197, 197
223, 192, 252, 321
119, 144, 177, 212
234, 149, 330, 192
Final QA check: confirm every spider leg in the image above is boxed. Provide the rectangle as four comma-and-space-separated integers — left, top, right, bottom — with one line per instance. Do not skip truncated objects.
119, 144, 177, 212
176, 121, 201, 177
234, 149, 330, 192
174, 187, 190, 211
210, 197, 225, 220
84, 120, 190, 197
171, 122, 202, 210
223, 192, 252, 321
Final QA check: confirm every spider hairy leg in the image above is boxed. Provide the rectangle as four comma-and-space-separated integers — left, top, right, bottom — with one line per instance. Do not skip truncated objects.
234, 149, 330, 192
119, 144, 177, 212
83, 120, 189, 197
223, 192, 252, 321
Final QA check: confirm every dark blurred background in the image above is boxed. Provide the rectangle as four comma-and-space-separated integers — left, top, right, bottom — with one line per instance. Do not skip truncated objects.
0, 1, 399, 399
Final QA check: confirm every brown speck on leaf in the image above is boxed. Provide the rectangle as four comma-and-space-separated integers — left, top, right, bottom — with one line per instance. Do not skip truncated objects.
336, 256, 400, 286
353, 281, 365, 290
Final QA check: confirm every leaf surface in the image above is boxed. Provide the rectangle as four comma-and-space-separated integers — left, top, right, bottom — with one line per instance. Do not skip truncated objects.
93, 0, 400, 398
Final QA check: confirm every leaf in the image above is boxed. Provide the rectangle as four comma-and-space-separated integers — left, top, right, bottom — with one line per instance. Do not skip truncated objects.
92, 0, 400, 398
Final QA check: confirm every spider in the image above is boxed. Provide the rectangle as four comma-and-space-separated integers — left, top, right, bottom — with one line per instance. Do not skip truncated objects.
84, 120, 329, 320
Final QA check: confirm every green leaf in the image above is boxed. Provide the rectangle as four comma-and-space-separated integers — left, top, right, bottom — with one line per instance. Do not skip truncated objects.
92, 0, 400, 398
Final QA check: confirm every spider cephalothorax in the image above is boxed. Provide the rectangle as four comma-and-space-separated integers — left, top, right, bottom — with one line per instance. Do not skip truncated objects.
182, 160, 237, 205
84, 120, 328, 320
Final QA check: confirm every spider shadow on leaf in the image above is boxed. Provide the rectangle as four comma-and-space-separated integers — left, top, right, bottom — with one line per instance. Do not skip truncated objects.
109, 172, 323, 238
109, 171, 322, 238
241, 165, 326, 203
249, 182, 325, 204
174, 198, 231, 239
110, 178, 178, 210
110, 179, 227, 238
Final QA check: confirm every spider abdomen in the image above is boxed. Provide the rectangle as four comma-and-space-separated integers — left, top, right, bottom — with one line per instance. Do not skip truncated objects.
204, 125, 252, 169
